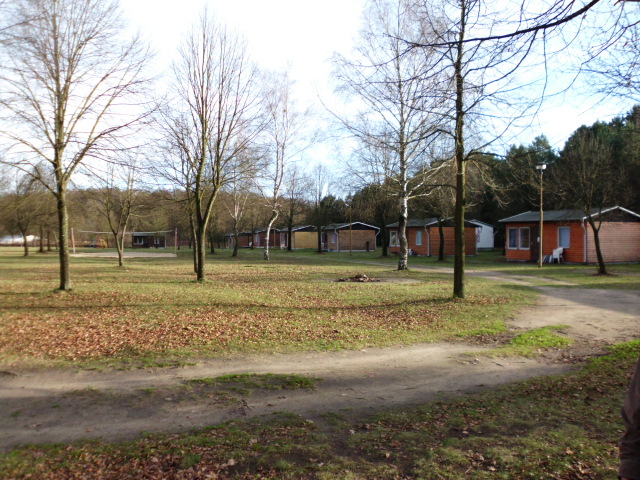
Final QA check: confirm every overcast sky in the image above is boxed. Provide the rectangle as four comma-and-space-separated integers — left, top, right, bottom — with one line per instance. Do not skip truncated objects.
121, 0, 626, 159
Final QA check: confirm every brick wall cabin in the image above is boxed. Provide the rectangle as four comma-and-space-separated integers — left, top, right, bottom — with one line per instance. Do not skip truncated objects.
387, 219, 477, 256
585, 222, 640, 263
500, 207, 640, 264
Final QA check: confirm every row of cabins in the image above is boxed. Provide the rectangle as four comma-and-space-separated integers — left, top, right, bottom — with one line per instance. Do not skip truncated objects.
386, 207, 640, 264
229, 219, 494, 256
229, 223, 380, 252
127, 206, 640, 264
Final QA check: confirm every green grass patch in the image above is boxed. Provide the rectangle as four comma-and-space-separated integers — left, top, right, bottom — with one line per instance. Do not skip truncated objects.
477, 325, 573, 358
0, 248, 534, 367
2, 341, 636, 479
187, 373, 319, 394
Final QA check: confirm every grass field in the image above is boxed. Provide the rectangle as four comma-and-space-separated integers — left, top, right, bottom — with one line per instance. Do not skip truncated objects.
0, 247, 542, 368
1, 247, 638, 478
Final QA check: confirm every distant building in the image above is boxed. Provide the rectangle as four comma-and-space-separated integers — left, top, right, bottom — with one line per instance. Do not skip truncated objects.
323, 223, 379, 252
468, 219, 496, 250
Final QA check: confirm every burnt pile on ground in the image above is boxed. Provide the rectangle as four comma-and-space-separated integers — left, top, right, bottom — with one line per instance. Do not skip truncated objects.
337, 274, 380, 283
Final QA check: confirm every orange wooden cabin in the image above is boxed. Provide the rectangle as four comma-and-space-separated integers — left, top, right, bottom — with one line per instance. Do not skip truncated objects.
386, 218, 477, 257
499, 207, 640, 264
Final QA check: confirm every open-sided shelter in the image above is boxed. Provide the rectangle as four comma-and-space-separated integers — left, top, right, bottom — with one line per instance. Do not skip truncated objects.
323, 222, 379, 252
132, 231, 170, 249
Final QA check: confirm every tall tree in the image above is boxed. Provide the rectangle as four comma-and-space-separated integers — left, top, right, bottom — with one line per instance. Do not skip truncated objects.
553, 121, 628, 274
333, 0, 442, 271
0, 0, 151, 291
160, 10, 263, 281
258, 71, 309, 261
407, 0, 564, 297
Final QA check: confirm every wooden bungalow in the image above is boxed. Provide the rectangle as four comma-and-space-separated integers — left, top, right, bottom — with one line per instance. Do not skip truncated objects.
498, 206, 640, 264
288, 225, 317, 250
386, 218, 477, 256
254, 228, 288, 249
323, 222, 379, 252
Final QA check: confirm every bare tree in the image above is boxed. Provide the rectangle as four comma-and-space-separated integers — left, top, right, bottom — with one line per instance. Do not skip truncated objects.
552, 126, 622, 274
159, 10, 264, 281
0, 0, 152, 291
584, 9, 640, 102
403, 0, 562, 297
225, 181, 251, 257
309, 164, 332, 253
222, 148, 260, 257
1, 167, 49, 256
257, 71, 311, 261
90, 163, 140, 267
333, 0, 443, 270
281, 163, 311, 252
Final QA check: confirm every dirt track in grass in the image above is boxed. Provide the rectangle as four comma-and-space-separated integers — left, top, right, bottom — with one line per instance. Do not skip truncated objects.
1, 270, 639, 451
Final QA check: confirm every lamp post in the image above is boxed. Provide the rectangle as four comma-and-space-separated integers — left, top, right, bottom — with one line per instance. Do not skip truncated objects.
349, 199, 353, 256
536, 163, 547, 267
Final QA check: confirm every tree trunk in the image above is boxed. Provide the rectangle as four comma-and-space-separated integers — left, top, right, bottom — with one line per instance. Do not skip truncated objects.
39, 225, 45, 253
195, 221, 206, 282
317, 227, 323, 253
189, 218, 198, 274
287, 222, 293, 252
47, 229, 52, 251
452, 7, 466, 299
438, 217, 445, 262
453, 157, 466, 298
264, 212, 278, 261
56, 187, 72, 291
232, 227, 239, 257
380, 223, 388, 257
21, 231, 29, 257
397, 198, 408, 270
588, 217, 608, 275
114, 233, 124, 267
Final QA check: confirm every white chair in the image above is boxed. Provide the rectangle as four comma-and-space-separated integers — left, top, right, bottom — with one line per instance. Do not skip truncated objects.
552, 247, 564, 264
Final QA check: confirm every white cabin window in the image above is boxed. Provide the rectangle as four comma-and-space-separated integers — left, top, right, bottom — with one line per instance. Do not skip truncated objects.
415, 230, 422, 246
558, 227, 570, 248
390, 230, 399, 247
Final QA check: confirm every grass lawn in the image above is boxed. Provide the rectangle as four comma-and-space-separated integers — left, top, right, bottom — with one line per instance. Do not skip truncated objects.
1, 247, 637, 478
0, 247, 537, 368
354, 249, 640, 289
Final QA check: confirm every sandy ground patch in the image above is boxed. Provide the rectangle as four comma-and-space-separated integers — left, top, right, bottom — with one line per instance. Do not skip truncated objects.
71, 251, 177, 258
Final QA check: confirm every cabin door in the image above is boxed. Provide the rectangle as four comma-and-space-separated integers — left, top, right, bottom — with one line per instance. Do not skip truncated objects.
530, 226, 540, 263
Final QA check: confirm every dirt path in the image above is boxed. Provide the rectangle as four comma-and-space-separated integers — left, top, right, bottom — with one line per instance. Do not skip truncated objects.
1, 272, 639, 451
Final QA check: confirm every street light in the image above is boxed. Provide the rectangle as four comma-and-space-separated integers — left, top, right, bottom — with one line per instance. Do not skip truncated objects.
535, 163, 547, 267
